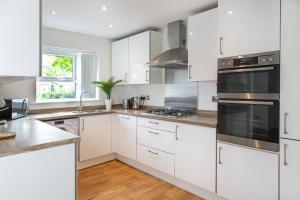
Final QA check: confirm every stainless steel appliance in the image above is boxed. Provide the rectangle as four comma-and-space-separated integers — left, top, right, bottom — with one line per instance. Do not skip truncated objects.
143, 107, 193, 117
217, 51, 280, 152
122, 98, 132, 109
0, 98, 29, 121
131, 96, 145, 110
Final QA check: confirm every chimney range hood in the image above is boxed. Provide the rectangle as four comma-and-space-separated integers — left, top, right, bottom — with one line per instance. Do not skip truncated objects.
148, 21, 188, 68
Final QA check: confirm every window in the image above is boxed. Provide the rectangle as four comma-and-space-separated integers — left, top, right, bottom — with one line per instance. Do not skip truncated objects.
36, 47, 99, 103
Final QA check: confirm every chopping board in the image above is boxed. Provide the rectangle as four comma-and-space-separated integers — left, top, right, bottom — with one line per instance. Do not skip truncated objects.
0, 132, 16, 140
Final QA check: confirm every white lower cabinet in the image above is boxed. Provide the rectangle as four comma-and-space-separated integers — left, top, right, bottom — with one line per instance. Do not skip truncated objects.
137, 144, 174, 176
280, 139, 300, 200
175, 123, 216, 193
217, 142, 279, 200
79, 114, 112, 161
112, 114, 137, 160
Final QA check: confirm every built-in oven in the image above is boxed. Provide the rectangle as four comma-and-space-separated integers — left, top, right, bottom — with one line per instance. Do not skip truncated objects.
217, 99, 279, 151
218, 51, 280, 100
217, 51, 280, 152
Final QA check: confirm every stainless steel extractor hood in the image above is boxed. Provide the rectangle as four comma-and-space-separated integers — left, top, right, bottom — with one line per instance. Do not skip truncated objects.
148, 20, 188, 68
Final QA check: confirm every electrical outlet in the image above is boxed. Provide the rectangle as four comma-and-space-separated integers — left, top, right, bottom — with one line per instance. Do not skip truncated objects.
146, 95, 150, 100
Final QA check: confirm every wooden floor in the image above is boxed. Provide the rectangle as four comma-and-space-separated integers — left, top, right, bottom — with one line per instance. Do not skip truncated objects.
78, 160, 203, 200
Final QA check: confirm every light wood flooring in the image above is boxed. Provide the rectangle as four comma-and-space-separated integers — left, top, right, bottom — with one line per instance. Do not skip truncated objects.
78, 160, 203, 200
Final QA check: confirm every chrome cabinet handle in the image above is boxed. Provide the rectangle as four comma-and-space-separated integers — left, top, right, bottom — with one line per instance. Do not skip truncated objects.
218, 146, 222, 164
81, 119, 85, 131
188, 65, 192, 79
148, 150, 159, 155
124, 73, 128, 83
175, 125, 179, 140
148, 131, 159, 135
218, 100, 274, 106
148, 121, 159, 125
219, 37, 224, 55
121, 116, 130, 120
284, 144, 288, 166
284, 112, 288, 134
146, 70, 149, 82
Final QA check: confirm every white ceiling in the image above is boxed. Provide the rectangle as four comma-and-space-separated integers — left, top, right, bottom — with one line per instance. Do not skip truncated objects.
42, 0, 217, 39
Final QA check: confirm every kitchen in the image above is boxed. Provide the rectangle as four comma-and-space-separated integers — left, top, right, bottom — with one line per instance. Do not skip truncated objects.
0, 0, 299, 200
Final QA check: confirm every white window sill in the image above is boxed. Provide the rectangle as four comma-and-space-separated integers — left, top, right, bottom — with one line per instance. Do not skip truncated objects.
33, 98, 100, 105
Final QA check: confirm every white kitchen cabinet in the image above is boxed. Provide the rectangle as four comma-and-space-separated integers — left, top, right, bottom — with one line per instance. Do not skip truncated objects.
112, 114, 137, 160
0, 144, 76, 200
128, 30, 163, 84
112, 38, 129, 84
280, 139, 300, 200
280, 0, 300, 140
188, 8, 218, 81
217, 142, 279, 200
137, 117, 176, 132
218, 0, 280, 57
79, 115, 112, 161
175, 124, 216, 193
0, 0, 40, 78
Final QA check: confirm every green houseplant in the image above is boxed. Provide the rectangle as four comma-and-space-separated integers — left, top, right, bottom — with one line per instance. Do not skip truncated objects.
92, 77, 122, 110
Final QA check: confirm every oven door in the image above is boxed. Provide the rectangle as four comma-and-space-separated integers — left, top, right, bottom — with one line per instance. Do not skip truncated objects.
217, 66, 279, 100
217, 100, 279, 151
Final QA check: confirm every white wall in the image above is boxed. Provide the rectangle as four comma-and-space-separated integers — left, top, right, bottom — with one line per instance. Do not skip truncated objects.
0, 27, 111, 110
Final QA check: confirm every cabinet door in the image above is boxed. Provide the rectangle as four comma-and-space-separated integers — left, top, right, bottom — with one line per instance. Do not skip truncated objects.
112, 38, 129, 84
129, 31, 150, 84
188, 8, 217, 81
217, 142, 279, 200
280, 139, 300, 200
280, 0, 300, 140
175, 124, 216, 192
79, 115, 112, 161
218, 0, 280, 57
115, 114, 137, 160
0, 0, 40, 77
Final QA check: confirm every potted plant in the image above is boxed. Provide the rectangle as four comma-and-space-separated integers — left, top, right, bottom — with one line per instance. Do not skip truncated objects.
92, 77, 122, 110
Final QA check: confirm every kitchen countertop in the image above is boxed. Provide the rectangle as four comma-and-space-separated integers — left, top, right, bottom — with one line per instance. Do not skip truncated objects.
30, 107, 217, 128
0, 118, 80, 158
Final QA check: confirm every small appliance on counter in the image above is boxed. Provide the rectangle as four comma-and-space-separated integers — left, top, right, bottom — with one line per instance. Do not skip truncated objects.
122, 98, 132, 109
0, 98, 16, 140
122, 96, 145, 110
0, 98, 29, 121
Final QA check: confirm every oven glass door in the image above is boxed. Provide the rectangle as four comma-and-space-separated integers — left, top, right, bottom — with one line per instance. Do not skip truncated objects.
218, 66, 279, 94
218, 100, 279, 143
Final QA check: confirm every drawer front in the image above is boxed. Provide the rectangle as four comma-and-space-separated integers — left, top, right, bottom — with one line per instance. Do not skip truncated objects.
137, 144, 174, 176
137, 117, 176, 132
137, 126, 175, 154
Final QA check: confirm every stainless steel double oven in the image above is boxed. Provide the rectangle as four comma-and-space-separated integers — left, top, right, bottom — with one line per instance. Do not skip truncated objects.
217, 51, 280, 152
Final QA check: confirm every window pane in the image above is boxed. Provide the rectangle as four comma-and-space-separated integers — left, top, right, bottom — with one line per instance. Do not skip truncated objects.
81, 54, 98, 99
42, 54, 74, 78
37, 81, 76, 100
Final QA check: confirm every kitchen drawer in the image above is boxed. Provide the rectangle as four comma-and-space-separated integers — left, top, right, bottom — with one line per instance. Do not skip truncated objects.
137, 117, 176, 132
137, 144, 174, 176
137, 126, 175, 154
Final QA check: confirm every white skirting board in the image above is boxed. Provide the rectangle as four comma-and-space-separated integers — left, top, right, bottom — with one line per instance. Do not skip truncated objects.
77, 153, 116, 170
116, 155, 227, 200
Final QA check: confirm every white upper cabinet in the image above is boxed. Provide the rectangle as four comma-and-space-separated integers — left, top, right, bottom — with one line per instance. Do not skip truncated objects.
129, 31, 163, 84
188, 8, 218, 81
175, 124, 216, 193
217, 142, 279, 200
112, 38, 129, 84
0, 0, 40, 77
79, 115, 112, 161
280, 0, 300, 140
280, 139, 300, 200
218, 0, 280, 57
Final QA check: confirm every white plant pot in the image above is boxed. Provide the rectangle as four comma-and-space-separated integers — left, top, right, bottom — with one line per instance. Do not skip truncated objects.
105, 99, 112, 111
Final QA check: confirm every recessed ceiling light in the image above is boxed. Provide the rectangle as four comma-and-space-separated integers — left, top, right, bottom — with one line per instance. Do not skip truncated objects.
228, 10, 233, 15
108, 24, 113, 28
50, 10, 56, 15
101, 5, 107, 11
189, 32, 193, 36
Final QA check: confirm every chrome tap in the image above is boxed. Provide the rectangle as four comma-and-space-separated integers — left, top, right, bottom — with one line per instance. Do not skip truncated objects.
77, 91, 89, 113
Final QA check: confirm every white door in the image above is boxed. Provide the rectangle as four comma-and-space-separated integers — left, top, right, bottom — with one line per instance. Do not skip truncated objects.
79, 115, 112, 161
112, 38, 129, 84
280, 139, 300, 200
188, 8, 218, 81
129, 31, 150, 84
175, 124, 216, 193
218, 0, 280, 57
115, 114, 137, 160
0, 0, 40, 77
280, 0, 300, 140
217, 142, 279, 200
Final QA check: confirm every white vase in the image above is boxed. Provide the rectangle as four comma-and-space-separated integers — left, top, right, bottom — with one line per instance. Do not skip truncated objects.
105, 99, 112, 111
